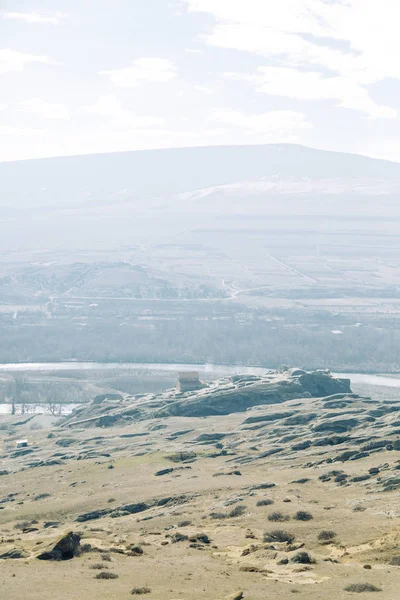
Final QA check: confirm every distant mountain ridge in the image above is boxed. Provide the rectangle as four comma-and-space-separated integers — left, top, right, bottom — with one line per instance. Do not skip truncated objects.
2, 144, 400, 210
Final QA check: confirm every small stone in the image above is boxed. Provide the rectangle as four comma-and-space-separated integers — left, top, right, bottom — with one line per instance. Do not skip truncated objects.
224, 592, 244, 600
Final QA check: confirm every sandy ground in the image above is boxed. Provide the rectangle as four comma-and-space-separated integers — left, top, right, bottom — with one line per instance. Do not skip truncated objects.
1, 402, 400, 600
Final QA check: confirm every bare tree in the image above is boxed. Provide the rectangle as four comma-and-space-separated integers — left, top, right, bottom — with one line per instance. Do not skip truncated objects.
12, 375, 29, 415
47, 401, 64, 416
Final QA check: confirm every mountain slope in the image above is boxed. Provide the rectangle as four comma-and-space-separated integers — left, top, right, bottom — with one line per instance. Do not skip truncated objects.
2, 144, 400, 210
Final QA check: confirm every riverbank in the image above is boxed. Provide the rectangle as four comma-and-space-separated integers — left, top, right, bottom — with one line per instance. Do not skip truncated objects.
0, 361, 400, 377
1, 363, 399, 416
1, 362, 400, 387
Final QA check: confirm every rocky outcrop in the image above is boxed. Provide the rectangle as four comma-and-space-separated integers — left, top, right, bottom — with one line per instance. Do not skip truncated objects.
63, 369, 352, 426
0, 547, 29, 559
36, 532, 81, 560
312, 417, 361, 433
151, 371, 351, 419
297, 372, 351, 397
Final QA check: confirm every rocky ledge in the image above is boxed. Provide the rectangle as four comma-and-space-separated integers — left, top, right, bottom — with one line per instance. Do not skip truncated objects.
63, 368, 351, 428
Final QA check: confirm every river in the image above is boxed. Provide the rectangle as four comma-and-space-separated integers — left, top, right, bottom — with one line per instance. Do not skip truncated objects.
0, 362, 399, 387
0, 361, 270, 374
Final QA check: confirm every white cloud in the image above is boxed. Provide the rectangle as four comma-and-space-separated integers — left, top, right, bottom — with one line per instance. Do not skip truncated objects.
84, 94, 163, 128
20, 98, 70, 120
0, 48, 56, 74
0, 125, 41, 136
3, 11, 66, 25
210, 109, 311, 139
227, 67, 396, 119
184, 0, 400, 118
194, 85, 213, 94
100, 58, 177, 88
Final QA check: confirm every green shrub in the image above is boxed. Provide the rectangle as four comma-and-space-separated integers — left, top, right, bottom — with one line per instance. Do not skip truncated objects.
294, 510, 313, 521
318, 530, 337, 542
291, 552, 314, 564
256, 499, 274, 506
264, 530, 295, 544
344, 583, 382, 593
268, 511, 290, 522
95, 571, 119, 580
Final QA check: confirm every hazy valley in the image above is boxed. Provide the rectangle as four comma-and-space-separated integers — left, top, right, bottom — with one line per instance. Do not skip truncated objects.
2, 145, 400, 599
2, 145, 400, 371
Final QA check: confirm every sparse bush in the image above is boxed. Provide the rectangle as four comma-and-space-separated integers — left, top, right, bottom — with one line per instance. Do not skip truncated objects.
353, 505, 366, 512
256, 499, 274, 506
318, 530, 337, 542
90, 563, 108, 570
253, 483, 276, 490
268, 511, 290, 522
29, 422, 42, 430
101, 553, 112, 562
389, 556, 400, 565
14, 520, 38, 530
228, 504, 246, 517
264, 530, 295, 544
209, 511, 227, 520
291, 551, 314, 564
294, 510, 313, 521
131, 587, 151, 595
95, 571, 119, 580
34, 493, 51, 501
77, 543, 92, 555
344, 583, 382, 593
351, 475, 371, 483
210, 504, 246, 519
166, 451, 196, 463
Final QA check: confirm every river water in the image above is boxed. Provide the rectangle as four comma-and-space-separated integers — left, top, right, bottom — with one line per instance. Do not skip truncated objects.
0, 361, 399, 386
0, 362, 271, 375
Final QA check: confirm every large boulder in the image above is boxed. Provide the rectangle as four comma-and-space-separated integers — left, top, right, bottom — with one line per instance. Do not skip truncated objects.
298, 371, 351, 397
36, 531, 81, 560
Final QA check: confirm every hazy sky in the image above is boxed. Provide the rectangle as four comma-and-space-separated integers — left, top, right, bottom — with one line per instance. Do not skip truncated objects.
2, 0, 400, 162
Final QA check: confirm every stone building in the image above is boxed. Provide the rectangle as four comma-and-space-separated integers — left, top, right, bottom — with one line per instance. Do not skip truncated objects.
176, 371, 206, 393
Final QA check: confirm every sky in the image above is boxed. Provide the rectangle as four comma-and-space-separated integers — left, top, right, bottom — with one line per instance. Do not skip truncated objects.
2, 0, 400, 163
